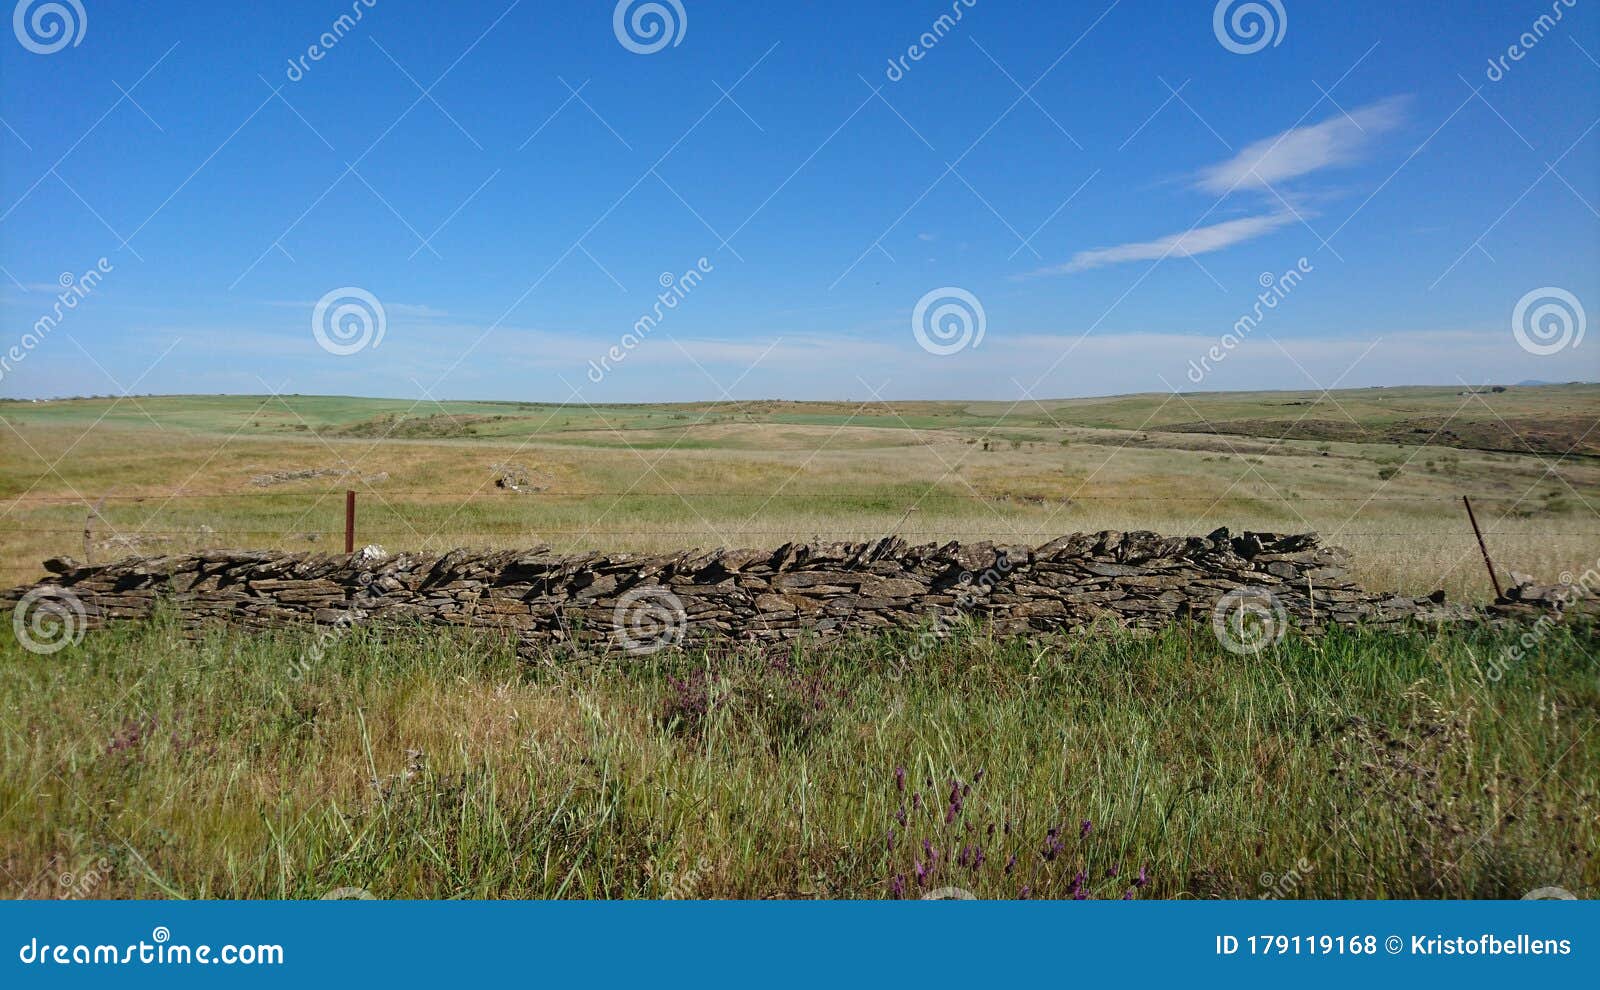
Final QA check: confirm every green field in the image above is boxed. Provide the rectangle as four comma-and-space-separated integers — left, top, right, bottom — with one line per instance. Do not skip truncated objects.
3, 385, 1596, 599
1, 619, 1594, 899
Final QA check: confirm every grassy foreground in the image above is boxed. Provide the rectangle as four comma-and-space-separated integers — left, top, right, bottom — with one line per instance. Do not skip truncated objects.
1, 618, 1596, 900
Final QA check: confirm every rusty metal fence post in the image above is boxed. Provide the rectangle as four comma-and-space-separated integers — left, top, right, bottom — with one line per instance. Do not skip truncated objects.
1462, 495, 1503, 599
344, 490, 356, 554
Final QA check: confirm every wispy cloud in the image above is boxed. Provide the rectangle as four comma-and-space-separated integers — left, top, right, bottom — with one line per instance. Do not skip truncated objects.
1196, 96, 1408, 195
1031, 97, 1407, 277
1024, 212, 1298, 275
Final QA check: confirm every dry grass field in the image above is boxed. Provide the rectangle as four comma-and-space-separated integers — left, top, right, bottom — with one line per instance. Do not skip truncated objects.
2, 385, 1596, 600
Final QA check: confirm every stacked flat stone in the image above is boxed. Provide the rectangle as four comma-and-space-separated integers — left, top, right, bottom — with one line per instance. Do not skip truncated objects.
1488, 579, 1600, 623
2, 529, 1582, 653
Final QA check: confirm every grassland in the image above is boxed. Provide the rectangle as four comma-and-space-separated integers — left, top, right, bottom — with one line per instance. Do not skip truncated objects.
1, 618, 1594, 899
2, 385, 1596, 599
1, 386, 1595, 901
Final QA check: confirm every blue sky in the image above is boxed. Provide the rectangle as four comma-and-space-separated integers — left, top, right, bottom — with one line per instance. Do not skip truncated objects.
2, 0, 1597, 401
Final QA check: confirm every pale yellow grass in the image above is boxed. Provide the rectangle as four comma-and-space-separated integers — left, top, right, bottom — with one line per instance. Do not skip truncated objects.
3, 415, 1595, 601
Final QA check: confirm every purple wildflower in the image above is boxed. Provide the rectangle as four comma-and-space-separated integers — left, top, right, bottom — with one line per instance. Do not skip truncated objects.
1004, 854, 1017, 875
891, 875, 906, 899
1134, 865, 1150, 889
1080, 819, 1092, 839
895, 766, 906, 792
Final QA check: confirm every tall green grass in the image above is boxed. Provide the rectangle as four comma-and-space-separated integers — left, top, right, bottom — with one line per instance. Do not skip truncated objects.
1, 615, 1594, 899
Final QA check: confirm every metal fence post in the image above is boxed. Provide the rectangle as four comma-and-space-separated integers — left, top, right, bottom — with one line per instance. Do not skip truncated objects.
345, 490, 356, 554
1462, 495, 1503, 599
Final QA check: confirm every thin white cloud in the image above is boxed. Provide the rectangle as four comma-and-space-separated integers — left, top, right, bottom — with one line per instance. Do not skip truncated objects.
1024, 211, 1298, 275
1029, 97, 1407, 277
1196, 96, 1408, 195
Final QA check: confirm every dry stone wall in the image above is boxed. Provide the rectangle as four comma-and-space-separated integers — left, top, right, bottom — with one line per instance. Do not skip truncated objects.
3, 529, 1590, 654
